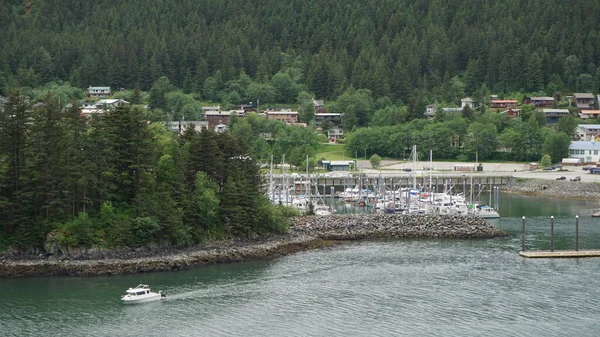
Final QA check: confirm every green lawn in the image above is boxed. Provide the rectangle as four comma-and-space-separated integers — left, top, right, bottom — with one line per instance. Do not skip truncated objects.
316, 143, 350, 160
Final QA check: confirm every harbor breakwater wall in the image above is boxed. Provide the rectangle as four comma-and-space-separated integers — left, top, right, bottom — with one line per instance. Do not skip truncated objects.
0, 214, 508, 277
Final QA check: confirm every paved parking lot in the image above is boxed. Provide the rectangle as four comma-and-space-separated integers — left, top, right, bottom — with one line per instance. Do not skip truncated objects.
357, 160, 598, 182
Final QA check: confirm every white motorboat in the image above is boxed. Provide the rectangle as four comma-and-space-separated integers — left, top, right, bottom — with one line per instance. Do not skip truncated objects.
314, 204, 335, 216
121, 284, 165, 304
471, 204, 500, 219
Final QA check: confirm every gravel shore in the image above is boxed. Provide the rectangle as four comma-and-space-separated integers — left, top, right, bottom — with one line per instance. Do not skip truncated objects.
0, 214, 507, 278
502, 179, 600, 199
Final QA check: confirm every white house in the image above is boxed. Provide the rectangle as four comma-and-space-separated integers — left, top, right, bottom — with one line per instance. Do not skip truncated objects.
80, 99, 129, 116
97, 99, 128, 108
568, 140, 600, 163
461, 98, 475, 109
214, 123, 228, 133
87, 86, 112, 98
575, 124, 600, 141
168, 120, 209, 135
425, 104, 438, 117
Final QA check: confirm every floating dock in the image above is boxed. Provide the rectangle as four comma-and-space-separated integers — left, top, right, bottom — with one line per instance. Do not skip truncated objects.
519, 250, 600, 258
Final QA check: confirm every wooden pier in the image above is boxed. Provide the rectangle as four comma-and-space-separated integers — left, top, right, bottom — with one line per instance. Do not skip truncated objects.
519, 215, 600, 258
519, 250, 600, 258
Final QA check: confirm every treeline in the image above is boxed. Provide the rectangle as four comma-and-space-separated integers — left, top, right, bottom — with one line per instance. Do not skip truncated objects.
0, 91, 292, 251
1, 0, 600, 106
346, 105, 576, 164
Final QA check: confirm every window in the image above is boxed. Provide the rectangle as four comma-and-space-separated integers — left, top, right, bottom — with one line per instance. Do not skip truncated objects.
595, 150, 598, 155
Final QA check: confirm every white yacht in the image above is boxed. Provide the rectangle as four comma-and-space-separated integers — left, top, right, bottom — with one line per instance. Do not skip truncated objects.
121, 284, 165, 304
470, 204, 500, 219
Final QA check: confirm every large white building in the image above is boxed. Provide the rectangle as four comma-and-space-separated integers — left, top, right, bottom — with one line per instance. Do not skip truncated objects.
568, 140, 600, 163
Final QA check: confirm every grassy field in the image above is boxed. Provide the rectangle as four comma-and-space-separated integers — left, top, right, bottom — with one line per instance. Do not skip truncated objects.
316, 143, 350, 160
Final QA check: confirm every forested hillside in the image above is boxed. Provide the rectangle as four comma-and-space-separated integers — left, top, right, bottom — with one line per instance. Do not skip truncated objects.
1, 0, 600, 103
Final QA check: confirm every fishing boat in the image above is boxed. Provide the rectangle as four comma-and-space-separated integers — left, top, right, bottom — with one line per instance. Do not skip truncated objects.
121, 284, 165, 304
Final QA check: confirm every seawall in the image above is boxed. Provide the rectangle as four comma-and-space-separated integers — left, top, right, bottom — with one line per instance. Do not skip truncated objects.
0, 214, 508, 277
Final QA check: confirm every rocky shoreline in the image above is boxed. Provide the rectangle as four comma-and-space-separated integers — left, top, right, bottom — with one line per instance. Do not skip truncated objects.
0, 214, 508, 278
502, 179, 600, 200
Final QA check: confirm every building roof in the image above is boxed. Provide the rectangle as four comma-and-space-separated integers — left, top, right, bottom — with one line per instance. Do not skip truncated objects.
574, 93, 595, 99
491, 100, 517, 103
461, 97, 474, 102
321, 160, 353, 166
579, 110, 600, 115
267, 111, 299, 115
97, 99, 128, 105
315, 113, 342, 117
570, 141, 600, 150
529, 96, 554, 101
542, 109, 569, 113
87, 86, 111, 91
204, 111, 232, 116
577, 124, 600, 130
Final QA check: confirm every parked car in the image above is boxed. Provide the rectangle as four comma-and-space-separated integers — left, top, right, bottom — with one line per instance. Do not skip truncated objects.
556, 176, 567, 180
570, 176, 581, 182
403, 168, 412, 172
543, 167, 554, 171
583, 166, 591, 171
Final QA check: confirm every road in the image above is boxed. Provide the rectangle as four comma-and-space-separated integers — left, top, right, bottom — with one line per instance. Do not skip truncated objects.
354, 160, 596, 182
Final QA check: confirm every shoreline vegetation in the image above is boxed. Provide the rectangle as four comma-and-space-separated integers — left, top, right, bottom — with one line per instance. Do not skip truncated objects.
0, 214, 507, 278
2, 178, 599, 278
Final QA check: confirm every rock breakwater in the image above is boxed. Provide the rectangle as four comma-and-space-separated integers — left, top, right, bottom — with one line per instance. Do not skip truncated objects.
292, 214, 507, 240
503, 179, 600, 199
0, 214, 508, 277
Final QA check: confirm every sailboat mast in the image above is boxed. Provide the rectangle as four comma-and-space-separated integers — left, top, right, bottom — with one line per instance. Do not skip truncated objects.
412, 145, 417, 189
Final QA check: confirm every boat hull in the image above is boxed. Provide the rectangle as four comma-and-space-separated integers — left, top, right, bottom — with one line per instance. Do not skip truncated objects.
121, 293, 164, 304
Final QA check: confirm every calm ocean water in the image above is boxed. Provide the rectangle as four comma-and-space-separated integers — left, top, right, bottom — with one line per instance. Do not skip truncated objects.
2, 193, 600, 337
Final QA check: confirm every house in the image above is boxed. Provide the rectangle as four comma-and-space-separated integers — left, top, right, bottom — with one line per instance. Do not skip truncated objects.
97, 99, 128, 108
168, 120, 209, 135
214, 123, 228, 133
202, 105, 220, 114
523, 96, 554, 108
425, 104, 438, 118
573, 93, 595, 111
236, 104, 255, 113
569, 140, 600, 163
321, 160, 354, 171
204, 110, 244, 127
327, 127, 344, 142
314, 112, 342, 125
575, 124, 600, 141
490, 100, 517, 109
579, 110, 600, 119
87, 86, 112, 98
266, 109, 299, 124
0, 95, 8, 109
542, 109, 570, 124
313, 99, 326, 113
441, 107, 462, 113
79, 99, 129, 117
500, 108, 521, 117
80, 106, 104, 116
461, 98, 475, 109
